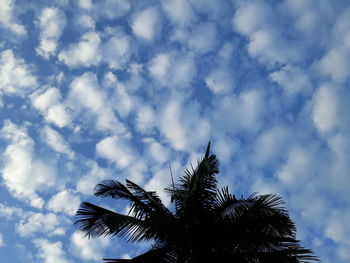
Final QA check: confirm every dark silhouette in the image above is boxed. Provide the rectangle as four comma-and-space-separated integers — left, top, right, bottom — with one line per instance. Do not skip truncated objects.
75, 142, 318, 263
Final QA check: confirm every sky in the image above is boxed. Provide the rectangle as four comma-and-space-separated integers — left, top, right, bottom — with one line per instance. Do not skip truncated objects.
0, 0, 350, 262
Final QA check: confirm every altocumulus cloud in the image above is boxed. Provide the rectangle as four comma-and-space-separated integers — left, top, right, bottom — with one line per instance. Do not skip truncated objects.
0, 1, 350, 263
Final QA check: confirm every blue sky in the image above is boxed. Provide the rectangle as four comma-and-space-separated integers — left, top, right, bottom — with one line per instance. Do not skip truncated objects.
0, 0, 349, 262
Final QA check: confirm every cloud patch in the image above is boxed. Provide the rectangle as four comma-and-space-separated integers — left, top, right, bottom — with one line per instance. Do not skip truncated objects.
36, 7, 66, 59
67, 72, 125, 133
131, 7, 161, 41
34, 238, 71, 263
96, 135, 136, 169
148, 52, 197, 88
31, 87, 71, 128
17, 212, 68, 237
47, 190, 81, 216
58, 32, 101, 68
70, 231, 110, 261
0, 50, 37, 96
1, 120, 57, 208
0, 0, 26, 35
0, 232, 5, 247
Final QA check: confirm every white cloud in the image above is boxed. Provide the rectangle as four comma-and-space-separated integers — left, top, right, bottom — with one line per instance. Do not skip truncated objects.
46, 104, 72, 128
212, 89, 264, 134
131, 7, 161, 41
32, 87, 61, 111
233, 1, 272, 35
312, 84, 340, 134
212, 136, 238, 164
47, 190, 81, 216
144, 162, 182, 206
31, 87, 71, 128
96, 135, 136, 169
337, 246, 350, 263
135, 104, 156, 134
188, 22, 218, 54
143, 138, 170, 164
70, 231, 110, 261
34, 238, 71, 263
95, 0, 131, 20
69, 72, 106, 110
75, 14, 95, 30
189, 0, 229, 21
251, 126, 290, 166
17, 212, 68, 237
280, 0, 324, 35
36, 7, 66, 59
0, 232, 5, 247
148, 52, 197, 88
217, 42, 235, 61
331, 7, 350, 47
1, 120, 57, 208
122, 160, 148, 184
247, 29, 300, 65
233, 2, 301, 65
270, 65, 313, 96
41, 126, 74, 158
275, 146, 314, 187
0, 203, 23, 219
158, 98, 210, 151
325, 210, 350, 245
0, 0, 26, 35
55, 0, 69, 6
318, 46, 350, 83
78, 0, 93, 10
205, 66, 234, 94
101, 31, 132, 69
67, 72, 125, 133
289, 183, 328, 226
149, 53, 171, 79
250, 176, 285, 198
68, 72, 104, 111
158, 101, 188, 151
162, 0, 197, 27
325, 133, 350, 193
103, 71, 136, 116
58, 32, 101, 68
0, 49, 37, 96
75, 161, 108, 195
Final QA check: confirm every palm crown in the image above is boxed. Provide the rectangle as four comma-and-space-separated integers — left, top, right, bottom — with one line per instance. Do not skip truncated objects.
75, 142, 318, 263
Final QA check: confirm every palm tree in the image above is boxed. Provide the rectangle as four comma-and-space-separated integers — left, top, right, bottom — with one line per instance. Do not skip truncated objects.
75, 142, 318, 263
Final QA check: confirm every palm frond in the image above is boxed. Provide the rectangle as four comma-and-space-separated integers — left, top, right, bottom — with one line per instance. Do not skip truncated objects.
94, 180, 133, 199
94, 180, 171, 220
75, 202, 152, 241
217, 193, 298, 250
213, 186, 237, 211
165, 141, 220, 214
251, 243, 319, 263
125, 180, 170, 215
222, 194, 289, 221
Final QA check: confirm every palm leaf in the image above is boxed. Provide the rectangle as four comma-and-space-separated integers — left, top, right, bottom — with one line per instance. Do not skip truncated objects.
75, 202, 155, 242
125, 179, 170, 215
165, 142, 220, 214
94, 180, 171, 220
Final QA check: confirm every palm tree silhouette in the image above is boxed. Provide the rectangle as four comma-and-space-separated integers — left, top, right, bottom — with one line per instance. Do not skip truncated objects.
75, 142, 318, 263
